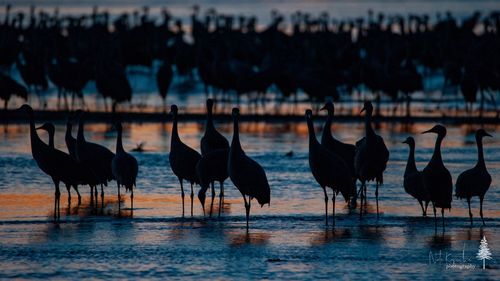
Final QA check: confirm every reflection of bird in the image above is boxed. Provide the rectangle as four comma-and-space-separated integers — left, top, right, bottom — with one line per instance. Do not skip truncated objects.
228, 107, 271, 230
169, 104, 201, 217
36, 122, 83, 206
112, 122, 139, 213
196, 148, 229, 217
354, 101, 389, 218
0, 73, 28, 110
455, 129, 492, 226
306, 109, 354, 226
75, 111, 115, 206
18, 105, 81, 219
320, 101, 355, 179
422, 125, 453, 231
402, 136, 429, 216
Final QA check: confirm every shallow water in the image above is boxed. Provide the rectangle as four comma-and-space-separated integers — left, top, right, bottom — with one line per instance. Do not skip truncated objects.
0, 120, 499, 279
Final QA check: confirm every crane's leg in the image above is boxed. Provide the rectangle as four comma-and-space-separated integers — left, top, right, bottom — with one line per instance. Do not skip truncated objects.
130, 188, 134, 215
100, 184, 105, 209
322, 187, 328, 225
54, 180, 61, 220
375, 182, 379, 218
243, 194, 249, 230
73, 185, 81, 205
441, 208, 445, 232
66, 184, 72, 206
433, 203, 437, 231
117, 182, 121, 213
90, 185, 94, 207
190, 183, 194, 217
210, 182, 215, 217
179, 178, 185, 217
359, 182, 365, 219
332, 192, 336, 227
479, 196, 485, 226
247, 197, 252, 231
94, 186, 98, 206
53, 181, 59, 220
418, 200, 424, 216
218, 181, 224, 217
424, 201, 429, 217
467, 197, 473, 227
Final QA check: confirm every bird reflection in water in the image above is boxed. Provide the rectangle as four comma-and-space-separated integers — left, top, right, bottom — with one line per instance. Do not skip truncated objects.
309, 228, 352, 246
229, 231, 271, 246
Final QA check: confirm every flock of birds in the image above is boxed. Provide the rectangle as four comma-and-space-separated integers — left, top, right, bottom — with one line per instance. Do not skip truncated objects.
1, 5, 500, 116
17, 98, 493, 230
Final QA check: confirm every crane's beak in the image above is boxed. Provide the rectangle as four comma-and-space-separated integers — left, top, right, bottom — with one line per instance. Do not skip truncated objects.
402, 140, 408, 144
320, 105, 327, 111
485, 132, 493, 138
360, 107, 366, 114
421, 129, 433, 134
35, 125, 44, 131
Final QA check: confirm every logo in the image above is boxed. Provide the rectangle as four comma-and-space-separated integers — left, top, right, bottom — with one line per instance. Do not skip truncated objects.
476, 235, 492, 269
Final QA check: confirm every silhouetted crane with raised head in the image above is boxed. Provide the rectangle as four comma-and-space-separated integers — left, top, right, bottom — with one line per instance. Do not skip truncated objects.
112, 122, 139, 214
169, 104, 201, 217
228, 107, 271, 230
402, 136, 430, 216
355, 101, 389, 218
306, 109, 355, 226
455, 129, 492, 226
422, 124, 453, 231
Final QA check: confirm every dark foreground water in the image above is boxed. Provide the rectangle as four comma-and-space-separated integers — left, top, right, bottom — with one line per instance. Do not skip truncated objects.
0, 121, 499, 279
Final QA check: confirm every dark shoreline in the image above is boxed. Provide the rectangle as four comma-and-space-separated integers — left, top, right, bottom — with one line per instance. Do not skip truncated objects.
1, 110, 499, 124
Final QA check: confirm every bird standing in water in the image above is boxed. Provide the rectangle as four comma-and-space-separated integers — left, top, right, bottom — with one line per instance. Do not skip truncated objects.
112, 122, 139, 214
455, 129, 492, 226
422, 125, 453, 231
402, 136, 430, 216
228, 107, 271, 230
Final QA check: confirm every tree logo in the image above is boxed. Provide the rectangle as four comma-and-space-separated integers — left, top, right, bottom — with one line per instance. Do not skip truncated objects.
476, 236, 493, 269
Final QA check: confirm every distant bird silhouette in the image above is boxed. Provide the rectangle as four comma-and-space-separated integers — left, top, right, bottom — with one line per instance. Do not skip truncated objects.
228, 107, 271, 229
112, 122, 139, 213
455, 129, 492, 226
18, 105, 82, 219
320, 101, 356, 179
169, 104, 201, 217
354, 101, 389, 218
156, 62, 174, 112
75, 111, 115, 206
402, 136, 430, 216
200, 98, 229, 155
196, 148, 229, 217
36, 122, 83, 205
0, 73, 28, 110
306, 109, 354, 226
422, 125, 453, 231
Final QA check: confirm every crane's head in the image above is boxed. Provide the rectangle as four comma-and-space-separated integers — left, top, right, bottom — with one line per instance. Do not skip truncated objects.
402, 136, 415, 146
231, 107, 240, 118
360, 101, 373, 115
170, 104, 178, 115
36, 122, 55, 136
305, 109, 313, 119
320, 101, 334, 114
112, 121, 123, 133
422, 124, 447, 137
206, 98, 214, 111
476, 129, 492, 139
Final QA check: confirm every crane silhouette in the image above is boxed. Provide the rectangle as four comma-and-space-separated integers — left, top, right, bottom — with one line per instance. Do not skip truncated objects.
354, 101, 389, 218
111, 122, 139, 214
422, 125, 453, 231
156, 61, 174, 113
200, 98, 229, 213
75, 111, 115, 207
402, 136, 430, 216
196, 148, 229, 217
228, 107, 271, 230
0, 73, 27, 110
455, 129, 492, 226
306, 109, 354, 226
169, 104, 201, 217
36, 122, 83, 206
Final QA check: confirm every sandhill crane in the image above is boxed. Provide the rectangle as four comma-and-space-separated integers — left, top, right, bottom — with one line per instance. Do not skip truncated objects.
112, 122, 139, 214
355, 101, 389, 218
156, 62, 173, 113
455, 129, 492, 226
0, 73, 28, 110
169, 104, 201, 217
422, 125, 453, 231
306, 109, 355, 226
402, 136, 430, 216
228, 107, 271, 230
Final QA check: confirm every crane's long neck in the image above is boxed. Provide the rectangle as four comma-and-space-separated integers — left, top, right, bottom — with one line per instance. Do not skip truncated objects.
431, 135, 444, 163
77, 119, 85, 142
47, 129, 54, 148
307, 117, 318, 146
206, 104, 215, 131
364, 109, 375, 139
405, 143, 417, 172
231, 116, 242, 152
27, 112, 42, 152
171, 112, 180, 145
323, 110, 332, 136
476, 136, 485, 168
116, 127, 125, 153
